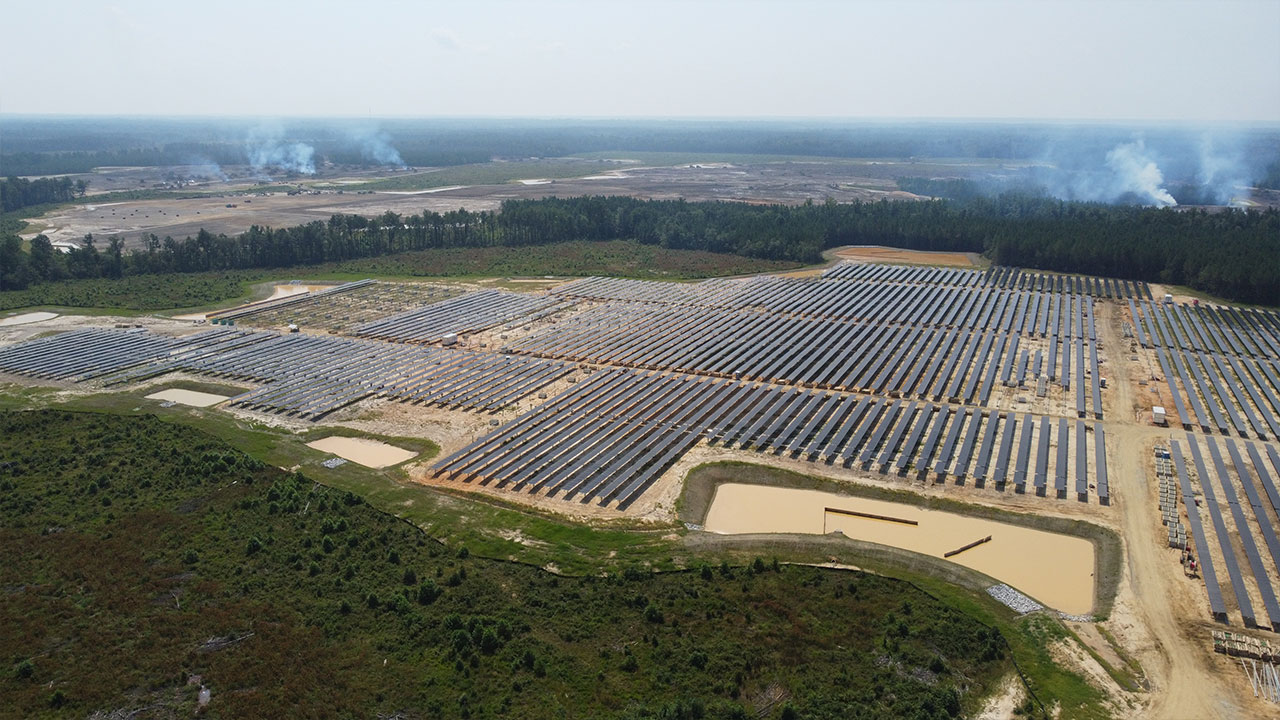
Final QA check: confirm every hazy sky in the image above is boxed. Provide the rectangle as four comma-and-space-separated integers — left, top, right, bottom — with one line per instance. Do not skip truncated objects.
2, 0, 1277, 122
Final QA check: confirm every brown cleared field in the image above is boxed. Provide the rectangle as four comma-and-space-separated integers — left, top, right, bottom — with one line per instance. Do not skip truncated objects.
834, 245, 982, 267
22, 159, 948, 251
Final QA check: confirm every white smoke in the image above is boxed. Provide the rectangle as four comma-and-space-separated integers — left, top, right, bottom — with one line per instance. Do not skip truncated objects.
184, 155, 228, 182
348, 126, 405, 167
246, 124, 316, 176
1027, 138, 1178, 207
1196, 134, 1246, 205
1104, 140, 1176, 207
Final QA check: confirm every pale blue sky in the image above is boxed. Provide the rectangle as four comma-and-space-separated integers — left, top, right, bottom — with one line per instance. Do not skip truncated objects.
2, 0, 1277, 122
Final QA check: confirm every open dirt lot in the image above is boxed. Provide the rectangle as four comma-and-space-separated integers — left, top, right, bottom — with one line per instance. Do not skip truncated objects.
834, 245, 983, 267
24, 159, 974, 250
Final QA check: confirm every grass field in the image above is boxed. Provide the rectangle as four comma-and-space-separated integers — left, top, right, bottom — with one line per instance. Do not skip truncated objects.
0, 409, 1018, 718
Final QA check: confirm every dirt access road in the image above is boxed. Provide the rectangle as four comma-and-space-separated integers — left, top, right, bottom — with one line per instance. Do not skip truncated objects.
1098, 304, 1245, 718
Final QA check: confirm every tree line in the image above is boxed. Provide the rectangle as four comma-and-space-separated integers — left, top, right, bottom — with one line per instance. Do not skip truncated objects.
1, 194, 1276, 304
1, 176, 87, 213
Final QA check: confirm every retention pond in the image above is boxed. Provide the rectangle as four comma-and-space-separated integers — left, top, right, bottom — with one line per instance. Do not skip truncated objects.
703, 483, 1095, 615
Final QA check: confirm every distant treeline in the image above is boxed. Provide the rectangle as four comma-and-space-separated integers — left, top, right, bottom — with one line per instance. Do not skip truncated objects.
7, 117, 1279, 186
1, 176, 86, 213
1, 195, 1277, 304
0, 147, 492, 177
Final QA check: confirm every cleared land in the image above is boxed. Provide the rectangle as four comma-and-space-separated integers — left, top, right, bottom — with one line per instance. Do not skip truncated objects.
835, 245, 982, 267
306, 435, 416, 468
21, 157, 966, 251
4, 255, 1280, 718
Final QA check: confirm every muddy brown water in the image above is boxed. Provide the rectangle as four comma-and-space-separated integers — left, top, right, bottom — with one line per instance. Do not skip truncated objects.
703, 483, 1095, 615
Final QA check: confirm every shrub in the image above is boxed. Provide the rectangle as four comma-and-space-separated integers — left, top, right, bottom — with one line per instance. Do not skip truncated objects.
417, 579, 441, 605
644, 603, 664, 624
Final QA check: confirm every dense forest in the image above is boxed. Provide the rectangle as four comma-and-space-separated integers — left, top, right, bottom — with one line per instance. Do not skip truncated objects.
2, 194, 1276, 304
0, 176, 86, 213
0, 409, 1016, 718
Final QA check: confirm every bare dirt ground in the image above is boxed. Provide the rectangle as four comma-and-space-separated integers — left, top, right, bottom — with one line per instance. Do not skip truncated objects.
833, 245, 982, 267
25, 160, 937, 251
1096, 306, 1258, 719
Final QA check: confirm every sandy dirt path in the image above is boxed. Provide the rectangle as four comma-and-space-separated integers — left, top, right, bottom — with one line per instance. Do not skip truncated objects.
1100, 304, 1237, 718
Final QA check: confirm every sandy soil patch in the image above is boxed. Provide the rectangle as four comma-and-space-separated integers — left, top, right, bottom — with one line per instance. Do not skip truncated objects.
0, 311, 59, 327
145, 388, 230, 407
704, 482, 1096, 614
307, 436, 417, 468
378, 186, 469, 195
976, 673, 1026, 719
834, 245, 980, 267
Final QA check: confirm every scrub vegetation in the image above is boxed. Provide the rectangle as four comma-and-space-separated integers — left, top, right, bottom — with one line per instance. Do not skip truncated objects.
0, 410, 1018, 719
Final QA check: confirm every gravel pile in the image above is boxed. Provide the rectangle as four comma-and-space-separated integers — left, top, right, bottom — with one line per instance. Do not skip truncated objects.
987, 584, 1043, 614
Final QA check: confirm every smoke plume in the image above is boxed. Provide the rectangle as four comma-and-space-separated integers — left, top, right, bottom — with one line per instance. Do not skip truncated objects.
1103, 140, 1176, 207
348, 127, 405, 167
1196, 134, 1246, 205
246, 124, 316, 176
185, 156, 228, 182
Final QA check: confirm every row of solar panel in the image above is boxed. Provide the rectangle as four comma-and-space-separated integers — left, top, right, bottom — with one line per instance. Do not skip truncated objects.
0, 328, 570, 421
351, 289, 572, 344
509, 302, 1104, 417
1171, 435, 1280, 631
431, 368, 1110, 510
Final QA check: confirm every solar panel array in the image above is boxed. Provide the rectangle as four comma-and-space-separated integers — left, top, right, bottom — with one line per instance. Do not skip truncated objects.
430, 367, 1109, 510
0, 327, 243, 381
0, 262, 1138, 513
1171, 435, 1280, 630
233, 280, 463, 332
2, 327, 570, 421
822, 262, 1151, 299
352, 289, 573, 344
528, 279, 1107, 418
1136, 300, 1280, 439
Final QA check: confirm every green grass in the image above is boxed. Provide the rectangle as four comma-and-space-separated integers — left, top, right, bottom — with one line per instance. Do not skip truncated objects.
0, 409, 1016, 718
